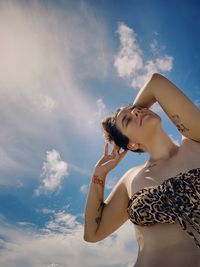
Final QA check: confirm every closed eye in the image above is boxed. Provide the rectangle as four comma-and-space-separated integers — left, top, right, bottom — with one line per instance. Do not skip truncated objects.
126, 117, 131, 127
121, 114, 132, 128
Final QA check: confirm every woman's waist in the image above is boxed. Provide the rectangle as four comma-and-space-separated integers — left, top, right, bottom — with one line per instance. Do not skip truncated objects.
135, 222, 199, 251
135, 246, 200, 267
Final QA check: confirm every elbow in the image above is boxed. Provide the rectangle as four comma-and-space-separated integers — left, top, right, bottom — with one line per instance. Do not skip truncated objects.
84, 230, 103, 243
152, 73, 165, 80
83, 234, 99, 243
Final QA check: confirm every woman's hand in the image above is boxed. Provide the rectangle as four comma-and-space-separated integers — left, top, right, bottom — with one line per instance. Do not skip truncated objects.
93, 143, 128, 177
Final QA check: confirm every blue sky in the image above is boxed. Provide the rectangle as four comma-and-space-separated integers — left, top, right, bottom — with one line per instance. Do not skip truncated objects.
0, 0, 199, 266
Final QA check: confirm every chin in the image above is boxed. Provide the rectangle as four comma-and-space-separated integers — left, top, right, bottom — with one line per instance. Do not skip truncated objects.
142, 114, 162, 135
144, 112, 161, 125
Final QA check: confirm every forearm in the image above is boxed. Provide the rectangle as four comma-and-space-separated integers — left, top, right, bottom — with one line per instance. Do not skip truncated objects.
133, 73, 200, 139
133, 73, 194, 110
133, 73, 158, 108
84, 171, 106, 242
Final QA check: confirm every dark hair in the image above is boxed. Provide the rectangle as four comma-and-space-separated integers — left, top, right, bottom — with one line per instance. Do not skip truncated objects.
101, 106, 145, 153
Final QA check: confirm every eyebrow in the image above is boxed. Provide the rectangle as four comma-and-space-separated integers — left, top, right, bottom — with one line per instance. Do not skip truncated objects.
118, 104, 137, 128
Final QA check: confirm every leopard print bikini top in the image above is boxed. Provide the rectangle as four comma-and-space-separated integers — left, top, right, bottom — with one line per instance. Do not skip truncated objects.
127, 168, 200, 248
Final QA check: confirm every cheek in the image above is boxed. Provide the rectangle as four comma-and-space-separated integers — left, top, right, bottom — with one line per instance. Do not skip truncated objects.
126, 128, 140, 143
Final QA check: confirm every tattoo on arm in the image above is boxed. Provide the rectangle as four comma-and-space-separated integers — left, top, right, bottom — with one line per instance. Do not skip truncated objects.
95, 201, 105, 225
171, 114, 189, 133
95, 217, 101, 224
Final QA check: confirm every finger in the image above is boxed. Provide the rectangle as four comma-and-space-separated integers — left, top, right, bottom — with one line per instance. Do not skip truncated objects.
111, 145, 117, 155
104, 143, 109, 156
111, 144, 120, 155
116, 149, 128, 160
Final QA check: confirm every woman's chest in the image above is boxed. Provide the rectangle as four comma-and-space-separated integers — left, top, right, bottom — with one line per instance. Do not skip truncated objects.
129, 140, 200, 197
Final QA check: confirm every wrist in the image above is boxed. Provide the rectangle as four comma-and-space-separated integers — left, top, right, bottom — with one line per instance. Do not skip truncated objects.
93, 167, 107, 178
92, 175, 105, 187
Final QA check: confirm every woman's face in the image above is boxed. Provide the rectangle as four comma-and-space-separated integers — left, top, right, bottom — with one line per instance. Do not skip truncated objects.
115, 105, 161, 146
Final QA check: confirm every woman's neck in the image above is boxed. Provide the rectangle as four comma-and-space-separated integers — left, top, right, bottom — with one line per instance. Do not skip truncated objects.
144, 130, 179, 165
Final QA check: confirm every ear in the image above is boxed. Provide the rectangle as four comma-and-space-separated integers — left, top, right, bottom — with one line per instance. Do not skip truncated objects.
127, 142, 140, 151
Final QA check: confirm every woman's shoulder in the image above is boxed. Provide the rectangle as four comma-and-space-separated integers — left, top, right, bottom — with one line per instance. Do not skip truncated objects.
122, 164, 145, 187
181, 135, 200, 151
123, 164, 144, 177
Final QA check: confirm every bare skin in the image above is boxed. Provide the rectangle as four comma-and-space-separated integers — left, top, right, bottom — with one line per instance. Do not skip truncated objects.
124, 137, 200, 267
84, 73, 200, 266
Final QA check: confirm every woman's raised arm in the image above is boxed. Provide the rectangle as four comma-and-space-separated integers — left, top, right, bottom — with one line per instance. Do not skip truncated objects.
133, 73, 200, 142
84, 144, 129, 242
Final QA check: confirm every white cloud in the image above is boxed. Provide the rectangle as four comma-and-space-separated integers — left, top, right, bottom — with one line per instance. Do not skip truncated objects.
80, 184, 88, 194
35, 149, 68, 195
150, 39, 159, 55
114, 23, 143, 78
88, 98, 108, 128
0, 212, 138, 267
114, 22, 173, 89
68, 163, 91, 176
40, 208, 56, 215
155, 56, 173, 71
31, 94, 57, 114
45, 212, 81, 234
96, 98, 107, 117
16, 221, 35, 227
0, 0, 112, 183
0, 147, 26, 172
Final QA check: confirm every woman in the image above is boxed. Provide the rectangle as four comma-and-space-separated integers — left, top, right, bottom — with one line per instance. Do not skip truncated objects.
84, 73, 200, 267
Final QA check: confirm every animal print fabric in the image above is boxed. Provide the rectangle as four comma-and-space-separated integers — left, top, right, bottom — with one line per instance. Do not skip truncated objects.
127, 168, 200, 248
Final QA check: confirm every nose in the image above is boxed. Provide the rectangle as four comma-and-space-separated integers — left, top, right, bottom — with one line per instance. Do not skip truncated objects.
130, 106, 142, 116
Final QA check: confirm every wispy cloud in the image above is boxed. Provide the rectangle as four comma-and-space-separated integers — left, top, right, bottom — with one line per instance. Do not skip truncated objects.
45, 212, 81, 234
149, 39, 159, 55
0, 0, 112, 183
35, 149, 68, 195
88, 98, 108, 129
0, 213, 138, 267
114, 22, 173, 89
68, 163, 91, 176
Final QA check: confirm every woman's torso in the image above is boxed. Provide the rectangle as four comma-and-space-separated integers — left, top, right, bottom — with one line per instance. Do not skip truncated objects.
125, 138, 200, 267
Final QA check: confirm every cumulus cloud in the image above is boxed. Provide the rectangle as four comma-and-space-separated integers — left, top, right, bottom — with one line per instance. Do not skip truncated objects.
0, 212, 138, 267
35, 149, 68, 195
114, 22, 173, 89
114, 23, 143, 78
